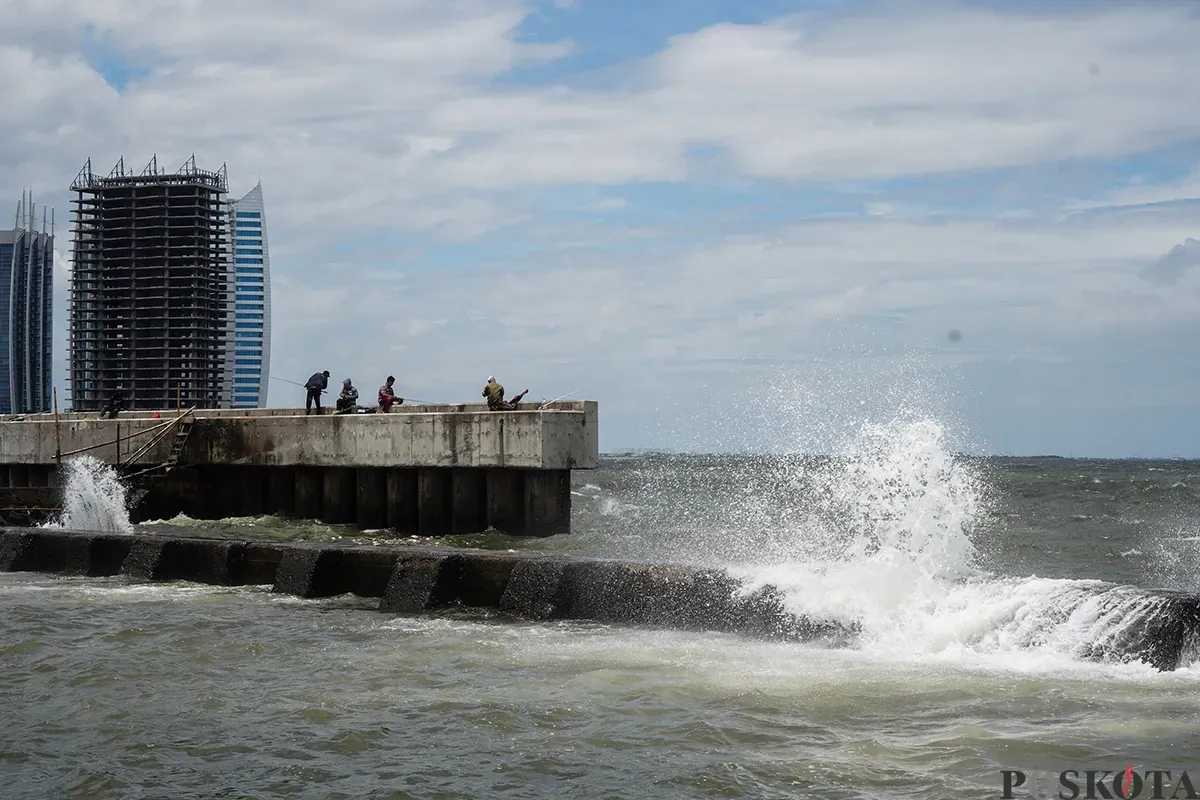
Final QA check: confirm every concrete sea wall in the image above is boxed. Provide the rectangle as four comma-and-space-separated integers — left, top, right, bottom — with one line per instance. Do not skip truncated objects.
3, 528, 1198, 671
0, 403, 598, 535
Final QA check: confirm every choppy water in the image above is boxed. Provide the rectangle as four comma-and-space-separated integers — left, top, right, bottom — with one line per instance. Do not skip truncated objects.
5, 418, 1200, 799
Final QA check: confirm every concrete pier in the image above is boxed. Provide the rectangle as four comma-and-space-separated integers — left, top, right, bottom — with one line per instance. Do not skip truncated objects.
0, 403, 598, 536
3, 528, 1198, 672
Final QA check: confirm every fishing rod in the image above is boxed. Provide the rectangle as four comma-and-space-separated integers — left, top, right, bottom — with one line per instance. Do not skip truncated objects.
538, 389, 581, 410
271, 376, 442, 404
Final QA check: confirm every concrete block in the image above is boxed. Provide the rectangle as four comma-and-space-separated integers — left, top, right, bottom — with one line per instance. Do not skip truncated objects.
498, 558, 567, 619
121, 538, 174, 580
271, 546, 398, 598
457, 552, 522, 608
379, 554, 464, 613
273, 548, 342, 598
551, 560, 658, 624
0, 530, 34, 571
242, 543, 288, 585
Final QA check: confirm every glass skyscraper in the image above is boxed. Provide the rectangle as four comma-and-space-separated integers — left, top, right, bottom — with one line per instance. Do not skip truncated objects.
1, 192, 54, 415
223, 183, 271, 408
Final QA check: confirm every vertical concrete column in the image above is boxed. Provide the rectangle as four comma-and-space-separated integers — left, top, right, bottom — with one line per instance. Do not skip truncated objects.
203, 467, 239, 520
234, 467, 267, 517
451, 468, 487, 534
294, 467, 324, 520
523, 469, 572, 537
386, 468, 418, 533
28, 465, 49, 488
322, 468, 357, 524
486, 469, 523, 534
417, 468, 452, 535
356, 468, 387, 530
9, 465, 30, 488
266, 467, 296, 516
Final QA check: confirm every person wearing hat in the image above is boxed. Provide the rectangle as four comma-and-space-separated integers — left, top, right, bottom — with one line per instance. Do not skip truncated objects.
304, 370, 330, 415
482, 376, 528, 411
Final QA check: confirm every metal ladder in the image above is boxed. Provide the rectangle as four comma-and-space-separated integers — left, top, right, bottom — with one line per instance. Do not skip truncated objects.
122, 410, 197, 507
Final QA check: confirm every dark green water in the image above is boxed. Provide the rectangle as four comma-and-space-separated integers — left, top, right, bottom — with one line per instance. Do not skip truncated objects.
5, 438, 1200, 798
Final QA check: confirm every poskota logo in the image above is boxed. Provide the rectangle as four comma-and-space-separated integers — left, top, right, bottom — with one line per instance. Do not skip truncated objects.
1001, 767, 1199, 799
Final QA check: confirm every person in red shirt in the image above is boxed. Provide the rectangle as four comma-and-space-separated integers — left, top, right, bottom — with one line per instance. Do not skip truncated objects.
378, 376, 404, 412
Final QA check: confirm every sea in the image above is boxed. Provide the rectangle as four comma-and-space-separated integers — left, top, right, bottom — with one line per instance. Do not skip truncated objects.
3, 416, 1200, 799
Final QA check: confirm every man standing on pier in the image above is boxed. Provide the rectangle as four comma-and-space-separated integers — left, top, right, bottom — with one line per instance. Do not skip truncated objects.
305, 370, 330, 415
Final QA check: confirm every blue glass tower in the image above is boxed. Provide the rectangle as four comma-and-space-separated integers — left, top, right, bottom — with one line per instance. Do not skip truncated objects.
223, 183, 271, 408
0, 192, 54, 415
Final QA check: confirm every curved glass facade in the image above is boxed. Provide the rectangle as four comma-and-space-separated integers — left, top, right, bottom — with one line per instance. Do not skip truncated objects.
223, 184, 271, 408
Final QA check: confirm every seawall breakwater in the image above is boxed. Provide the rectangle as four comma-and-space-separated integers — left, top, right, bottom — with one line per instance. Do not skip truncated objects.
3, 528, 1198, 672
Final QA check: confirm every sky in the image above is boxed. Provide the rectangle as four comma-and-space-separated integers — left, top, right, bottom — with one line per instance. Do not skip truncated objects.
2, 0, 1199, 457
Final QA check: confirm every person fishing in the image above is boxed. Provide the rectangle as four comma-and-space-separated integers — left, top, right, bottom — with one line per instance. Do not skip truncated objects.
335, 378, 359, 414
378, 376, 404, 412
304, 370, 330, 415
482, 376, 528, 411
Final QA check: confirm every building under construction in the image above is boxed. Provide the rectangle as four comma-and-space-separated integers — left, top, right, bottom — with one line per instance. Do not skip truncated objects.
69, 156, 230, 411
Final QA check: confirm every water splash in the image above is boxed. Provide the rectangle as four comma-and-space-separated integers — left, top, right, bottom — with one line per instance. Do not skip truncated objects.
43, 455, 134, 534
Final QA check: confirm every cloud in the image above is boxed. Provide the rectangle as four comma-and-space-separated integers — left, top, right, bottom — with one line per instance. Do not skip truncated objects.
1142, 238, 1200, 286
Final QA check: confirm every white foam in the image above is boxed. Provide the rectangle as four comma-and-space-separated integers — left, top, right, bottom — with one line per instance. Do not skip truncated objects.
725, 415, 1192, 672
42, 455, 134, 534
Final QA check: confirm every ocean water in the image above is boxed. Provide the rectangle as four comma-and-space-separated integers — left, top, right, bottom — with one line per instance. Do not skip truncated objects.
4, 418, 1200, 799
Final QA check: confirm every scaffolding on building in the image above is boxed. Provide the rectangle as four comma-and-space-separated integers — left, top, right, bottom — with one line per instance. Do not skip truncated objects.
68, 155, 230, 412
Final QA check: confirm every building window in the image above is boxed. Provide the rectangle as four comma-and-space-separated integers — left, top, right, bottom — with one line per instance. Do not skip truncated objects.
235, 248, 262, 257
236, 312, 264, 320
234, 377, 258, 384
235, 211, 261, 219
236, 322, 264, 329
235, 303, 263, 311
235, 330, 260, 339
235, 258, 263, 266
235, 368, 260, 375
235, 359, 261, 366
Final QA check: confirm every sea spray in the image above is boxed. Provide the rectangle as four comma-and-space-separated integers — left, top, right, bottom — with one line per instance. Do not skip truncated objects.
43, 455, 134, 534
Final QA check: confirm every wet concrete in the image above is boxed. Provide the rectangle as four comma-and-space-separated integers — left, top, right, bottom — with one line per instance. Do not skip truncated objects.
2, 528, 1196, 670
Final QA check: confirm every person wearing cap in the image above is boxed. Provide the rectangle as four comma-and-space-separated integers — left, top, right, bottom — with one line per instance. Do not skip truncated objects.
304, 370, 330, 415
482, 376, 528, 411
378, 375, 404, 412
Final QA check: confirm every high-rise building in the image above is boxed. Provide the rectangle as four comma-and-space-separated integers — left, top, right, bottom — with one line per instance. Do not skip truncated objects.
69, 156, 229, 411
0, 191, 54, 415
222, 183, 271, 408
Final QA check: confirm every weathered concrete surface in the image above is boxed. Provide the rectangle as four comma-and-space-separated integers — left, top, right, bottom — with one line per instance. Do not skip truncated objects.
5, 528, 1198, 671
0, 402, 598, 470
